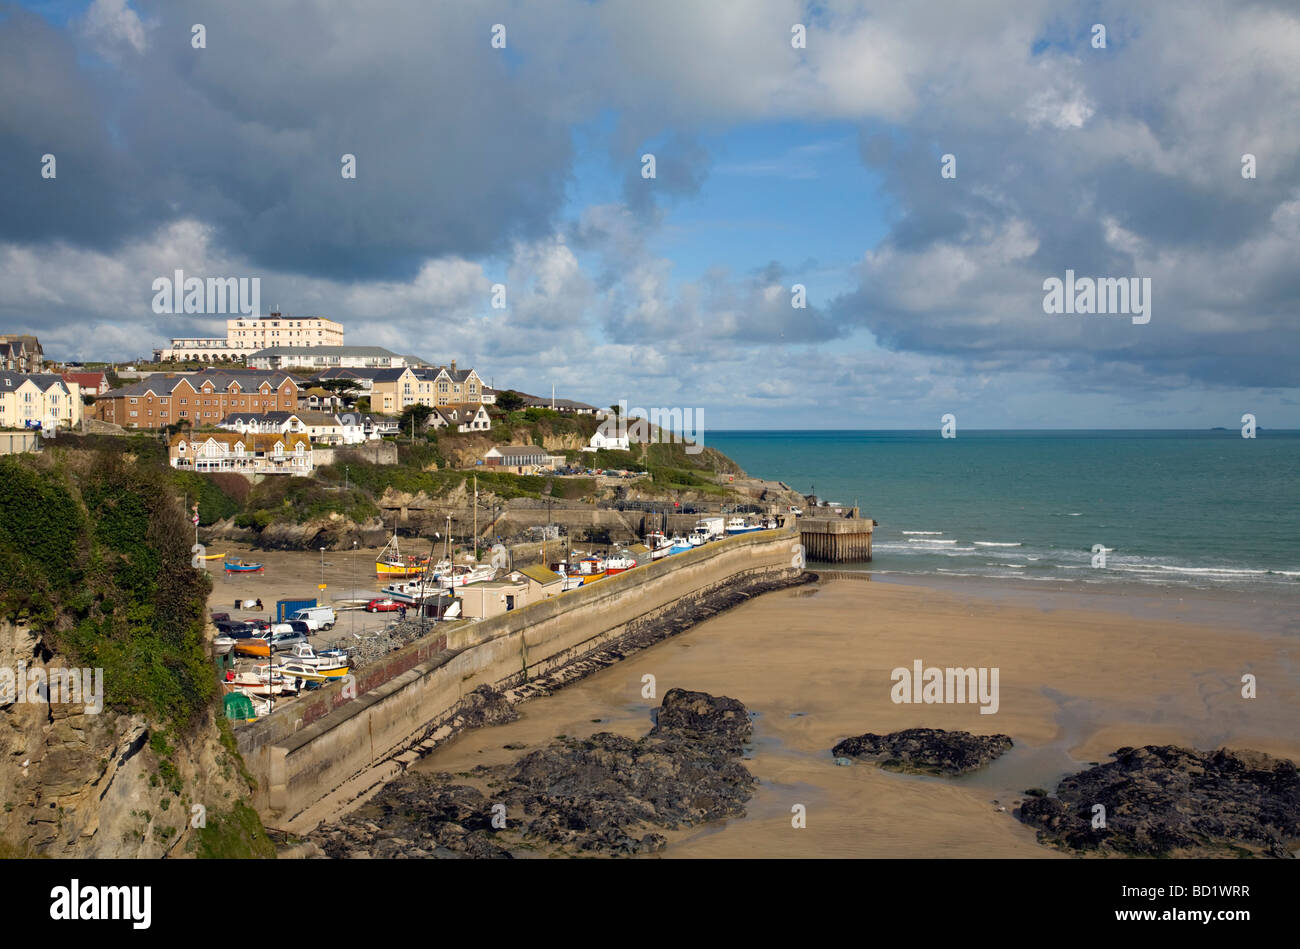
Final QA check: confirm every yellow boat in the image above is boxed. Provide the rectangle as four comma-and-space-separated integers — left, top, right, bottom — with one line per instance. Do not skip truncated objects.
233, 638, 270, 658
375, 531, 428, 578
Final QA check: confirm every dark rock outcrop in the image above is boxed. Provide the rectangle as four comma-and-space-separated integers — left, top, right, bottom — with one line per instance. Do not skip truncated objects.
1018, 745, 1300, 858
312, 689, 756, 858
832, 727, 1013, 775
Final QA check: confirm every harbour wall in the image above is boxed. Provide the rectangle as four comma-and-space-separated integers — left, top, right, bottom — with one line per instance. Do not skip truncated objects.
235, 526, 803, 828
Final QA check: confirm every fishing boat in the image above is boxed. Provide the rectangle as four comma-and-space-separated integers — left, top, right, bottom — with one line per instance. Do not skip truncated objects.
645, 532, 674, 560
724, 517, 762, 535
437, 563, 496, 589
604, 554, 636, 574
687, 531, 708, 547
375, 531, 429, 579
223, 559, 264, 573
233, 637, 270, 658
212, 636, 235, 657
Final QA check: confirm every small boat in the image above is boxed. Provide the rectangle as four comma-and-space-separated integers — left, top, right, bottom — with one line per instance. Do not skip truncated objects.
724, 517, 762, 535
380, 577, 444, 604
666, 536, 693, 555
280, 642, 350, 677
212, 636, 236, 657
438, 563, 496, 589
375, 531, 429, 578
687, 531, 708, 547
604, 554, 636, 574
224, 559, 264, 573
645, 532, 674, 560
233, 637, 270, 658
275, 661, 332, 684
229, 667, 294, 696
200, 552, 228, 560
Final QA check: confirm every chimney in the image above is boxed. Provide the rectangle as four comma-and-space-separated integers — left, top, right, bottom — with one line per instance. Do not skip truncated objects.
450, 359, 456, 372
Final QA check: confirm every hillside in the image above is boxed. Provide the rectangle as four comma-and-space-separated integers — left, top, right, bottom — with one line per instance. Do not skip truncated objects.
0, 450, 273, 857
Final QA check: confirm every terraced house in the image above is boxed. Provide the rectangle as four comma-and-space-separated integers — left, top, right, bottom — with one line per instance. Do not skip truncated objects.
0, 370, 80, 430
94, 369, 299, 429
168, 431, 313, 475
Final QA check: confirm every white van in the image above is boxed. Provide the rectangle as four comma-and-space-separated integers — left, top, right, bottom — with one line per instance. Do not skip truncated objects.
290, 606, 336, 631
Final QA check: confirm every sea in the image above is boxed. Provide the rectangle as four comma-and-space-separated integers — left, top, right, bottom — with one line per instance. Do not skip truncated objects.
708, 430, 1300, 602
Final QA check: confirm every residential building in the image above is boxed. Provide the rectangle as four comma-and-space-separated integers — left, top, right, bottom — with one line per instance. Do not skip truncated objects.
309, 368, 376, 393
0, 335, 44, 373
247, 345, 426, 371
218, 410, 364, 445
361, 414, 401, 439
431, 403, 491, 433
94, 368, 299, 429
585, 424, 631, 451
154, 310, 344, 362
514, 390, 599, 414
370, 361, 486, 413
62, 371, 111, 398
483, 445, 548, 471
0, 371, 80, 431
169, 431, 313, 475
299, 386, 343, 413
480, 387, 498, 405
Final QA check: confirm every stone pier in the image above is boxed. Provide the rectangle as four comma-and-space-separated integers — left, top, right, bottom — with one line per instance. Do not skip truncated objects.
799, 510, 874, 562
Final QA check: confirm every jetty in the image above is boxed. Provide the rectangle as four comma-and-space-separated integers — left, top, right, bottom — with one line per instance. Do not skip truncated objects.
798, 508, 874, 562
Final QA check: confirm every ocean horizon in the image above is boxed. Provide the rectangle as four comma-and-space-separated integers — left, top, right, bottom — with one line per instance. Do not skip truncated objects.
708, 429, 1300, 600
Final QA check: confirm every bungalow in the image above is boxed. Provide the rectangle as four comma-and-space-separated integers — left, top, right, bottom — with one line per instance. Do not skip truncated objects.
169, 431, 313, 475
585, 423, 630, 451
483, 444, 548, 471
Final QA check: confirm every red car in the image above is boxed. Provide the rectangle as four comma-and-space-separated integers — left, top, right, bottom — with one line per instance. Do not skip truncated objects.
366, 598, 402, 613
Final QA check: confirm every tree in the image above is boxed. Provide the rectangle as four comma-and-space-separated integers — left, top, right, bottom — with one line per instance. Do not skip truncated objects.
398, 403, 435, 434
318, 379, 362, 401
354, 396, 371, 414
608, 403, 621, 417
496, 390, 524, 412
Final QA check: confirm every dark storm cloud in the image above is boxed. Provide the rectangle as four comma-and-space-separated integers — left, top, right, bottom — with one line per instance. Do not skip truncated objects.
2, 1, 574, 281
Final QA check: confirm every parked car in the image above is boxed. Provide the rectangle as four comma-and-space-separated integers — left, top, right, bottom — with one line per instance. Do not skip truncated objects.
210, 612, 231, 623
215, 620, 257, 639
366, 598, 401, 613
269, 628, 309, 652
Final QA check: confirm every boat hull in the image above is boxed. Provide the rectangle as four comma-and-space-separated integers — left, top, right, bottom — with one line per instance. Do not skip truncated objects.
233, 639, 270, 658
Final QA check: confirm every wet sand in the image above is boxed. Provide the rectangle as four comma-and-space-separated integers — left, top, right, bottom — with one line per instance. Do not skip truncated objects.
412, 575, 1300, 858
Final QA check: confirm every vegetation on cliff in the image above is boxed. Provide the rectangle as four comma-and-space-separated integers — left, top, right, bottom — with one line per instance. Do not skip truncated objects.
0, 451, 213, 726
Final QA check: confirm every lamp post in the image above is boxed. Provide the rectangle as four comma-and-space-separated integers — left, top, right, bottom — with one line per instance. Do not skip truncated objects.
352, 540, 358, 635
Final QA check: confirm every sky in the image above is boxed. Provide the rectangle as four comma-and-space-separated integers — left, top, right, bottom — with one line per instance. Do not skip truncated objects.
1, 0, 1298, 429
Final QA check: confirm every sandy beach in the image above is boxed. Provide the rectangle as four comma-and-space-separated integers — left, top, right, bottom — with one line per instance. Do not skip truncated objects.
411, 573, 1300, 858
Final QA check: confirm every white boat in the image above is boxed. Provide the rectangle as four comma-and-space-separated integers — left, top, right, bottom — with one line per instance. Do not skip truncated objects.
229, 669, 294, 697
604, 554, 636, 573
687, 531, 708, 547
666, 536, 693, 554
645, 532, 674, 560
280, 642, 350, 677
438, 563, 497, 588
213, 636, 235, 657
381, 578, 443, 604
725, 517, 762, 535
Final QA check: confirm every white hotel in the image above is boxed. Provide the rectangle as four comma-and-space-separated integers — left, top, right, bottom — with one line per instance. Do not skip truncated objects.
154, 310, 344, 362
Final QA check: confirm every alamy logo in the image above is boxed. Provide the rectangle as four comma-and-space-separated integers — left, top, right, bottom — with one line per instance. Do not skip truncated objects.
151, 270, 260, 317
890, 659, 999, 714
1, 663, 103, 714
50, 880, 151, 929
1042, 270, 1151, 325
602, 400, 704, 454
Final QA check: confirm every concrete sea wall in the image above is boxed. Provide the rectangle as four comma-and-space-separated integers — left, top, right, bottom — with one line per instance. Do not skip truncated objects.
236, 526, 803, 828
